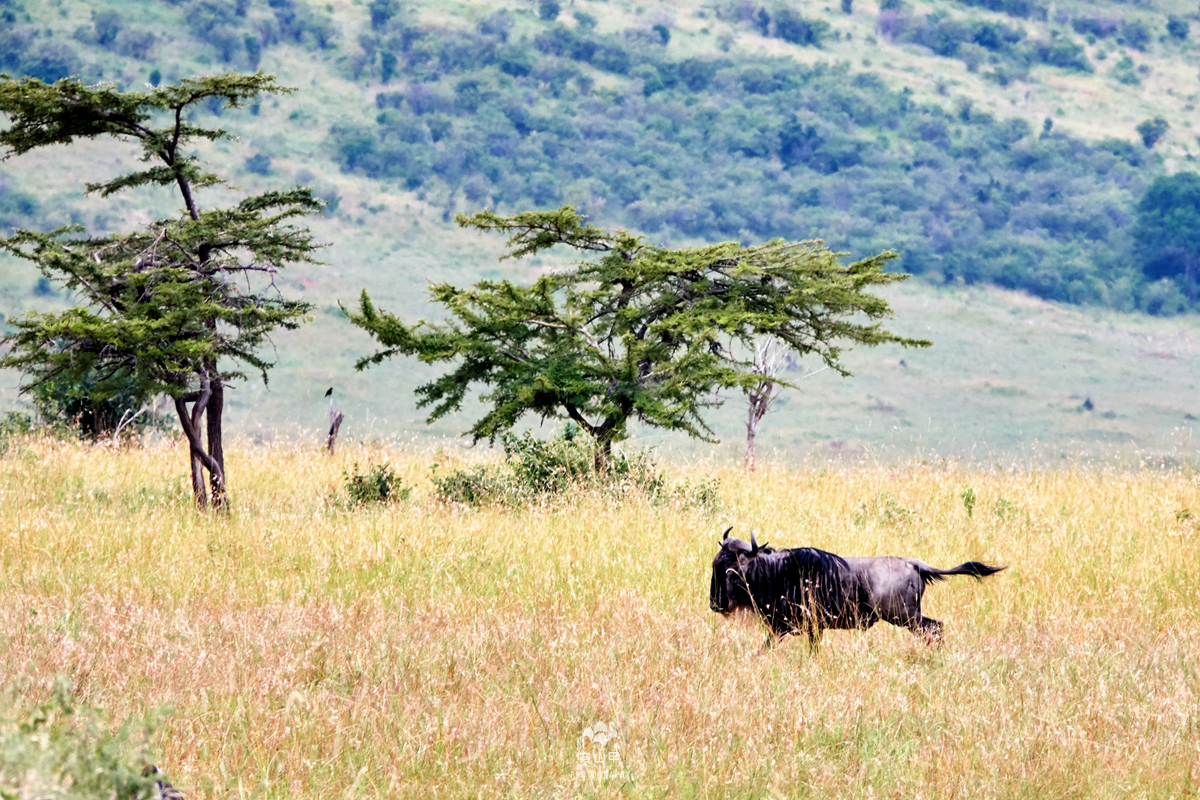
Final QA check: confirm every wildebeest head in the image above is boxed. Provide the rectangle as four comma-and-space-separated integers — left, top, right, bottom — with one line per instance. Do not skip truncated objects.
709, 527, 767, 614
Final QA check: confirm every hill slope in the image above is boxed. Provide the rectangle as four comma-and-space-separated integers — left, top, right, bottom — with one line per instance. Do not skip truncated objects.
1, 0, 1198, 460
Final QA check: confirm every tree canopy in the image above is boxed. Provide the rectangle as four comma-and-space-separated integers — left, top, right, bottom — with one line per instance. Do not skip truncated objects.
346, 206, 930, 461
1134, 171, 1200, 303
0, 72, 322, 507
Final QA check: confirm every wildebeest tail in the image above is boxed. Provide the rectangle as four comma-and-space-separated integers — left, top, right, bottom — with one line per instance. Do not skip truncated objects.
919, 561, 1006, 584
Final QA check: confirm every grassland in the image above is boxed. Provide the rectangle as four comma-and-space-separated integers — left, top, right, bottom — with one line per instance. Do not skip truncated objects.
1, 438, 1198, 797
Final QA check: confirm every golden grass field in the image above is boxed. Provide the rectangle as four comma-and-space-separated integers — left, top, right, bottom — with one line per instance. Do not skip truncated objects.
1, 437, 1198, 798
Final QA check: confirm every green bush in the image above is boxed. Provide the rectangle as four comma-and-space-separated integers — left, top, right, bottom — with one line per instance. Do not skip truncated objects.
343, 461, 411, 505
29, 369, 165, 441
0, 677, 171, 800
0, 411, 32, 455
429, 462, 512, 505
427, 427, 722, 508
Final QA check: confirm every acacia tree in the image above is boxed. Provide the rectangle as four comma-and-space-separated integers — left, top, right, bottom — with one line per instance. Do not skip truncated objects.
0, 73, 321, 508
347, 206, 930, 464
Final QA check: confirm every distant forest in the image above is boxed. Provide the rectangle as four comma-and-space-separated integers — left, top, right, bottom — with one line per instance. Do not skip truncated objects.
1, 0, 1197, 314
331, 3, 1195, 312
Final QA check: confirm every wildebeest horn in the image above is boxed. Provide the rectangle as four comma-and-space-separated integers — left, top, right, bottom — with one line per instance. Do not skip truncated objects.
750, 531, 759, 555
721, 526, 732, 541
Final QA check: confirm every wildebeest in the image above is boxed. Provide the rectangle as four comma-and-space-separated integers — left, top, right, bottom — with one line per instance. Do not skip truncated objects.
709, 528, 1005, 647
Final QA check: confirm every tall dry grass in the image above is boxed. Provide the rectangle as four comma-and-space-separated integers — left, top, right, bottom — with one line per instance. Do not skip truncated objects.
1, 437, 1197, 798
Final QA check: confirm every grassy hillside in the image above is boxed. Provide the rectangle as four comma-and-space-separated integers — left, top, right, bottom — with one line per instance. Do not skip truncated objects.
1, 442, 1198, 797
1, 0, 1198, 460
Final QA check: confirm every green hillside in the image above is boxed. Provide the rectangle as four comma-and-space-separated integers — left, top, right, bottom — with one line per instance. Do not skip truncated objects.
1, 0, 1198, 461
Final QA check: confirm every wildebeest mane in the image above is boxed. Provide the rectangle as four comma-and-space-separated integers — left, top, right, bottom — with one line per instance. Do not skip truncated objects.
738, 546, 857, 636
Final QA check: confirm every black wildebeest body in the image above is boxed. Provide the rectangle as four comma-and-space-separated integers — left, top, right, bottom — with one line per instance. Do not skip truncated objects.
709, 529, 1004, 646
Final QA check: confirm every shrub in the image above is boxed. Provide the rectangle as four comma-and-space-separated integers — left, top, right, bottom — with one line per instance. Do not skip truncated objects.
431, 427, 681, 506
244, 153, 272, 175
0, 677, 171, 800
343, 461, 411, 505
0, 410, 32, 455
429, 463, 509, 504
1036, 38, 1091, 72
1136, 116, 1169, 149
28, 369, 163, 442
1071, 16, 1117, 39
961, 485, 977, 517
773, 9, 828, 47
1118, 19, 1151, 50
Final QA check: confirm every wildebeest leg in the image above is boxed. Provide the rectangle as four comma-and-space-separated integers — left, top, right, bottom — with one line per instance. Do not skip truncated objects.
905, 615, 943, 645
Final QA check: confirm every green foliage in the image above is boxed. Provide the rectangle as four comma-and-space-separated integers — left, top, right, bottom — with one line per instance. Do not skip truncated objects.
994, 497, 1019, 520
0, 72, 323, 504
772, 9, 829, 47
29, 368, 162, 440
1133, 172, 1200, 302
854, 492, 916, 526
1073, 16, 1118, 39
369, 0, 401, 30
1118, 18, 1152, 51
430, 462, 511, 505
961, 485, 977, 517
950, 0, 1046, 20
1110, 56, 1141, 85
182, 0, 336, 63
880, 11, 1090, 76
1136, 117, 1169, 149
347, 206, 929, 457
0, 410, 33, 454
0, 18, 80, 83
343, 461, 410, 505
879, 493, 915, 525
0, 677, 171, 800
245, 152, 272, 175
427, 427, 716, 507
330, 14, 1158, 309
0, 173, 38, 230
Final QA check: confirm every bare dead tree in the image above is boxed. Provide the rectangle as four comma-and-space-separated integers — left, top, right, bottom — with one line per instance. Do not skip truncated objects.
744, 339, 829, 471
326, 387, 344, 454
745, 337, 786, 472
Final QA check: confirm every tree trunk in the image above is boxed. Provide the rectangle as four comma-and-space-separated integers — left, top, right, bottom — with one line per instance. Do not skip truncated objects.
595, 435, 613, 471
190, 451, 207, 510
206, 375, 226, 508
745, 404, 759, 472
174, 381, 226, 511
327, 411, 344, 454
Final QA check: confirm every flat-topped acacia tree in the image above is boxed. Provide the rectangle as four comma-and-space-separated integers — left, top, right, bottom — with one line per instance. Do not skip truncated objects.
0, 73, 321, 509
347, 206, 930, 465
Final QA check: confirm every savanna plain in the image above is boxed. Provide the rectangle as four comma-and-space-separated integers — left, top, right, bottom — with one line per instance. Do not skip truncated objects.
1, 438, 1197, 798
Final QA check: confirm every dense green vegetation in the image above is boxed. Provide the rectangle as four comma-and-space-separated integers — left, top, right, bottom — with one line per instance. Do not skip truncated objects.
0, 0, 1197, 320
328, 4, 1187, 311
